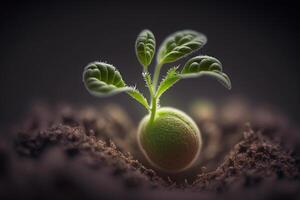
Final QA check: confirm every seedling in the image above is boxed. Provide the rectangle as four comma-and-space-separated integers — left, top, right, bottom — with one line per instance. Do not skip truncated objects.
83, 29, 231, 172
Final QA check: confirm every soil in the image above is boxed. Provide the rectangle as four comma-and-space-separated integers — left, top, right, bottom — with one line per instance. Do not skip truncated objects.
0, 99, 300, 200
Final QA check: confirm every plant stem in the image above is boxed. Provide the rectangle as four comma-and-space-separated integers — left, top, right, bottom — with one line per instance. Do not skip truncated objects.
148, 62, 164, 122
143, 71, 154, 98
149, 96, 157, 123
149, 62, 163, 123
152, 62, 163, 92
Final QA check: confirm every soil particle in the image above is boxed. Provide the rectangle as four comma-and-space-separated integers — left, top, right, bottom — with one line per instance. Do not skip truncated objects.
193, 125, 299, 192
15, 123, 166, 188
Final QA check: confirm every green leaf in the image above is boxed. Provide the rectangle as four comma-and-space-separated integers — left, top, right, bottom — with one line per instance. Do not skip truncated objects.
83, 61, 150, 109
135, 29, 156, 68
83, 62, 132, 97
127, 88, 150, 110
157, 30, 207, 64
155, 67, 180, 98
180, 55, 231, 89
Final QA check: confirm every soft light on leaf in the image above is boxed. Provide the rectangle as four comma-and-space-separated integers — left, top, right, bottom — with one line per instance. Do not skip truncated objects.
83, 62, 132, 97
180, 56, 231, 89
83, 62, 150, 109
157, 30, 207, 64
135, 29, 156, 68
155, 67, 180, 98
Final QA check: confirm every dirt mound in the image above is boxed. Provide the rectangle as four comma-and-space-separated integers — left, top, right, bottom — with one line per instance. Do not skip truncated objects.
0, 101, 299, 199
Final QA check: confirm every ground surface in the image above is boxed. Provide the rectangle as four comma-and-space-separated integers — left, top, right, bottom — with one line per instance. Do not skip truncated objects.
0, 99, 299, 199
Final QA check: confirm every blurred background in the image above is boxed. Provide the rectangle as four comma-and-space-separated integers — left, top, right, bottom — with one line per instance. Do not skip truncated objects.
0, 0, 299, 128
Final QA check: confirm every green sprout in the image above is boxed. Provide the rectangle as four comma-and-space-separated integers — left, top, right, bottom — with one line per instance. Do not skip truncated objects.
83, 29, 231, 172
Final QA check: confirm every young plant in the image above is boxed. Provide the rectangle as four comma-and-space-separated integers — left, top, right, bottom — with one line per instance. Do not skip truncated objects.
83, 29, 231, 172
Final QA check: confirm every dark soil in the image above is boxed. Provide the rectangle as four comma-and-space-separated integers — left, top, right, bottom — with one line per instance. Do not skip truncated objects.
0, 99, 300, 200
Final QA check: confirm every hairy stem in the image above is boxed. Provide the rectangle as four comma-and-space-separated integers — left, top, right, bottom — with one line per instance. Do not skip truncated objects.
149, 62, 163, 122
152, 62, 163, 92
149, 96, 157, 123
143, 71, 154, 98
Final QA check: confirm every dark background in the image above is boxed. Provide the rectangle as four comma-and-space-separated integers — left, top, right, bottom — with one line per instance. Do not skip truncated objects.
0, 0, 299, 128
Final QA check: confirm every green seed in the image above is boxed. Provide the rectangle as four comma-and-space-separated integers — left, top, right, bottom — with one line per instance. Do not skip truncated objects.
138, 107, 202, 172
